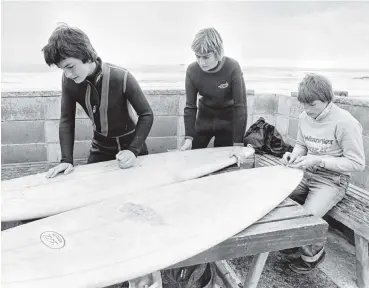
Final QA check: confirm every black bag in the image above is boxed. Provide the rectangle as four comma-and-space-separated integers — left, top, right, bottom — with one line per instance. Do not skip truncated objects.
243, 117, 293, 158
162, 263, 225, 288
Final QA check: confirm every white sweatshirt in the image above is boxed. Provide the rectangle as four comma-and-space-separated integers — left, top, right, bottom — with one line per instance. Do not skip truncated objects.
295, 102, 365, 174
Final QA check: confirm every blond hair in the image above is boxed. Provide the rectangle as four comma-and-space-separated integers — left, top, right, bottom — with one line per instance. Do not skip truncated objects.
191, 27, 224, 60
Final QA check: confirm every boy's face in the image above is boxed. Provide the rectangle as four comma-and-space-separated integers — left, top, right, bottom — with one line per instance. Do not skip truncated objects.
302, 100, 329, 119
195, 52, 218, 71
58, 57, 92, 84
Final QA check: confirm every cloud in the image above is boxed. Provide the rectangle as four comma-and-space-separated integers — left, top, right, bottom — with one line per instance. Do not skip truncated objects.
2, 1, 369, 70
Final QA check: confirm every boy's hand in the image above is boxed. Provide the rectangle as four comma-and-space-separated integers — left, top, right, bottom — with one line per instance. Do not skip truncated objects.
46, 163, 74, 178
288, 155, 321, 169
281, 152, 299, 166
180, 139, 192, 151
116, 150, 137, 169
229, 145, 245, 167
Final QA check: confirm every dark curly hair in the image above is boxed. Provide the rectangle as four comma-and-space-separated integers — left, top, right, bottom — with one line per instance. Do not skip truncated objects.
42, 23, 98, 66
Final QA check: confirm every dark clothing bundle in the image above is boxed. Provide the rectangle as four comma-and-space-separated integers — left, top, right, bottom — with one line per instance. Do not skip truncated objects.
244, 117, 293, 158
162, 263, 225, 288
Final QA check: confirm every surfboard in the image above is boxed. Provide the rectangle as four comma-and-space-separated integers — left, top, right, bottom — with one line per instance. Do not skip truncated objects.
2, 165, 303, 288
1, 147, 255, 221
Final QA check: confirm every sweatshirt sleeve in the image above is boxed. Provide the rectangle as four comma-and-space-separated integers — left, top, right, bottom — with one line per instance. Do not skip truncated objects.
294, 114, 308, 156
125, 71, 154, 156
183, 69, 198, 140
324, 119, 365, 172
59, 76, 76, 165
231, 64, 247, 144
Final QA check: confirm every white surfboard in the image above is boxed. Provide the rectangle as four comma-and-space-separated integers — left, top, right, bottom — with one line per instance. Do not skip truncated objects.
1, 147, 255, 221
1, 165, 303, 288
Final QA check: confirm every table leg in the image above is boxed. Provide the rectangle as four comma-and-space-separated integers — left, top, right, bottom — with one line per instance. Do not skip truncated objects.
243, 252, 269, 288
355, 233, 369, 288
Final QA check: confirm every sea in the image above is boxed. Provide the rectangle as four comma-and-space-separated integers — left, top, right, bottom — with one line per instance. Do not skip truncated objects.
2, 65, 369, 97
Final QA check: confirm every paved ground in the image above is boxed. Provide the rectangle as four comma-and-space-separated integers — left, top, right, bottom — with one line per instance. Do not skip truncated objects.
226, 228, 358, 288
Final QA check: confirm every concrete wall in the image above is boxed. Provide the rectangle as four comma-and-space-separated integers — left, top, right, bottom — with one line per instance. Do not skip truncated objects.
2, 90, 368, 189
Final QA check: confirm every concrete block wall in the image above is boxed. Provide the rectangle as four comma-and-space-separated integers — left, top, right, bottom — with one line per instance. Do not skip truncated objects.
2, 90, 368, 190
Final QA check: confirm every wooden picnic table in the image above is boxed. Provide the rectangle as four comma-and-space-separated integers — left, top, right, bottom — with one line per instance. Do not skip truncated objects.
169, 164, 329, 288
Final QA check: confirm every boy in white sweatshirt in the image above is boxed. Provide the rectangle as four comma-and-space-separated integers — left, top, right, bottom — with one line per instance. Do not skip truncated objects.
281, 73, 365, 274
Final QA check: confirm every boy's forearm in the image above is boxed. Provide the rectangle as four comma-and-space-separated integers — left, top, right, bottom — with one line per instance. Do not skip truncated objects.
233, 105, 246, 144
59, 79, 76, 164
323, 156, 365, 172
127, 112, 154, 156
183, 108, 197, 139
232, 69, 247, 144
59, 120, 75, 164
184, 72, 198, 138
125, 72, 154, 156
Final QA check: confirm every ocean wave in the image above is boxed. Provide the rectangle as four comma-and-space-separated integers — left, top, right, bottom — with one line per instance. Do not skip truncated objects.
353, 76, 369, 80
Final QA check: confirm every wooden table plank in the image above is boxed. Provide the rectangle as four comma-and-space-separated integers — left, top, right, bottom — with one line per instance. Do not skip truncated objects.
237, 215, 326, 238
256, 204, 312, 224
171, 209, 328, 268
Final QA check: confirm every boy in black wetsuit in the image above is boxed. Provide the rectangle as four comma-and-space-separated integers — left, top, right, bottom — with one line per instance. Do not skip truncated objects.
42, 24, 154, 178
180, 27, 247, 166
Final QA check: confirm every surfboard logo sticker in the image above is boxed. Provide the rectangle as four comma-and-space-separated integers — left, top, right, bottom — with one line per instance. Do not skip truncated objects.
40, 231, 65, 249
119, 203, 165, 226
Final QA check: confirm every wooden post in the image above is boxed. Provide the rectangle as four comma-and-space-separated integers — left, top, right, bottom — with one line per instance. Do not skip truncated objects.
215, 261, 242, 288
354, 233, 369, 288
243, 252, 269, 288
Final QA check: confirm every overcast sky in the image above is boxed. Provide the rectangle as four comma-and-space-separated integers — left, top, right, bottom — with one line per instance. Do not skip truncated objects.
2, 1, 369, 70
